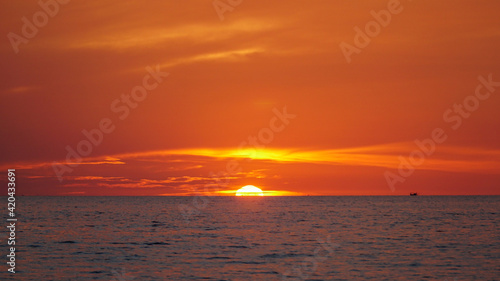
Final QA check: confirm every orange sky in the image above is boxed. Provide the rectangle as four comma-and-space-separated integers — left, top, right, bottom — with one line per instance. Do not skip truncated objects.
1, 0, 499, 195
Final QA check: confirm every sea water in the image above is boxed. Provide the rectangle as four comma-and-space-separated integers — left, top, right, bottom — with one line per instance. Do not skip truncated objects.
1, 196, 498, 280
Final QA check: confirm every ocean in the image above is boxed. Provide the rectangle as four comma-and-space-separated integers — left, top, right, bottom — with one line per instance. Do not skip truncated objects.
2, 196, 499, 280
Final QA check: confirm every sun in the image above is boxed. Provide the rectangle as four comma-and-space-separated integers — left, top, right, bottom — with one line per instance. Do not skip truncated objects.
235, 185, 264, 196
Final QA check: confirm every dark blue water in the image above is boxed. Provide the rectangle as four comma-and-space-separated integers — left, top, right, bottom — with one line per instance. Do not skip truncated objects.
1, 196, 499, 280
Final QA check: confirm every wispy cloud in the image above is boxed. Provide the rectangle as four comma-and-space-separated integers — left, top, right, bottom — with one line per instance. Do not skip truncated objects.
2, 86, 39, 95
7, 143, 500, 177
108, 144, 500, 174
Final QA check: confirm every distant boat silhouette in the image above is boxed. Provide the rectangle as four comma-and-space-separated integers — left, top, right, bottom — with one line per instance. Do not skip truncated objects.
410, 192, 418, 196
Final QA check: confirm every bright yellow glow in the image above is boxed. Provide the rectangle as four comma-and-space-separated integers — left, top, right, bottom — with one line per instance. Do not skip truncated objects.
216, 189, 304, 196
19, 144, 500, 175
235, 185, 264, 196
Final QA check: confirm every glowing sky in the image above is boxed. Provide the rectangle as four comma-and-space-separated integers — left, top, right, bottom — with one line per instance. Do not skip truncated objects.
1, 0, 499, 195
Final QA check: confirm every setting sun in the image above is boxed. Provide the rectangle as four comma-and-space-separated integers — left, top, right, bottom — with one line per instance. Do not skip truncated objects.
235, 185, 264, 196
